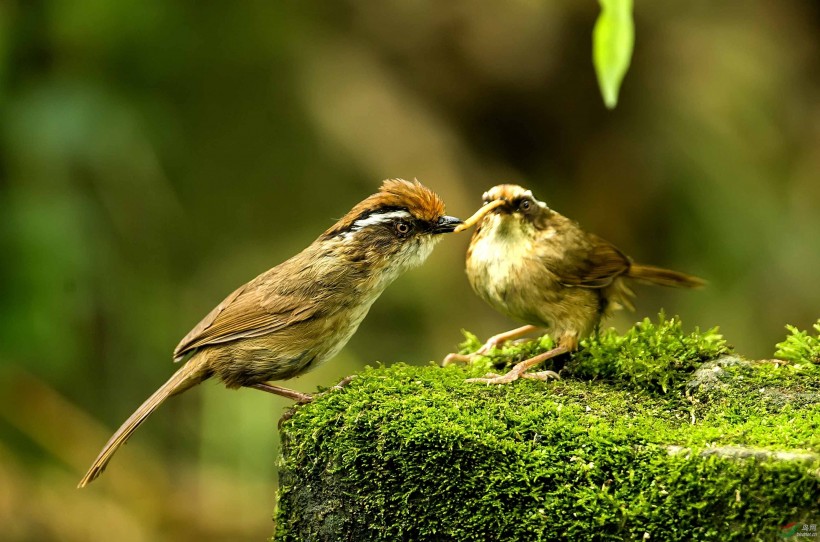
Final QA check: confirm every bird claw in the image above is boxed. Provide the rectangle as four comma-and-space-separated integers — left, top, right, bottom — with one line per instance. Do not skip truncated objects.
443, 326, 542, 366
278, 408, 297, 428
465, 372, 512, 384
465, 346, 566, 385
278, 375, 356, 428
331, 374, 356, 391
441, 339, 499, 366
474, 341, 498, 356
442, 337, 514, 366
466, 369, 560, 385
442, 352, 476, 366
520, 370, 560, 381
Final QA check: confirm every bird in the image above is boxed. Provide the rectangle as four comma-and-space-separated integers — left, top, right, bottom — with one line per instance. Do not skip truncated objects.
444, 183, 704, 384
78, 178, 462, 487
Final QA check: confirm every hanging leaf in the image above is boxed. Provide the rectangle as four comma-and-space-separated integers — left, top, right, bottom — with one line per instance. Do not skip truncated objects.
593, 0, 635, 109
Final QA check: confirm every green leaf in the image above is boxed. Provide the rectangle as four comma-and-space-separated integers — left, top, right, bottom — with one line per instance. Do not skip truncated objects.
593, 0, 635, 109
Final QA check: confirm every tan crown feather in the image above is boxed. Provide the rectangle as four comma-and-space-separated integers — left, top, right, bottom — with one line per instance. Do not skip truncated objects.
324, 178, 446, 237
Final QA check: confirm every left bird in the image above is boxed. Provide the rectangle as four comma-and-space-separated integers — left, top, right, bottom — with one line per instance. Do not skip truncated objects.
78, 178, 461, 487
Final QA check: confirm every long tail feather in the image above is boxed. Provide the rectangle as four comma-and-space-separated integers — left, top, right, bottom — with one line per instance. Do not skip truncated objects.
627, 264, 706, 289
77, 359, 204, 488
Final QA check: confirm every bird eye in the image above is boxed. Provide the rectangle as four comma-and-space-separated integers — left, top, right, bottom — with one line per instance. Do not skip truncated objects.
519, 199, 532, 212
395, 221, 411, 236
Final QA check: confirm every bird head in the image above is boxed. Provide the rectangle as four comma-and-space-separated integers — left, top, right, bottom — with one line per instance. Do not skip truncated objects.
321, 178, 462, 277
456, 184, 552, 239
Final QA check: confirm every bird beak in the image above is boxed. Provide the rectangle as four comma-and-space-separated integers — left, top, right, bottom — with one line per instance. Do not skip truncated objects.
453, 199, 506, 233
432, 215, 463, 234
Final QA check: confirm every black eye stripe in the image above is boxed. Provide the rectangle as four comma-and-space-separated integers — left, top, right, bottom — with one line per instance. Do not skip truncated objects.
348, 209, 413, 231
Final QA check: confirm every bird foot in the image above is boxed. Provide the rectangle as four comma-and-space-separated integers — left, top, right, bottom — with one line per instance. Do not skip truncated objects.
330, 374, 356, 391
276, 375, 356, 428
441, 342, 497, 366
309, 374, 358, 400
442, 325, 541, 366
465, 346, 567, 385
520, 370, 561, 381
466, 369, 560, 385
278, 407, 300, 428
465, 370, 561, 384
465, 372, 514, 384
442, 352, 478, 366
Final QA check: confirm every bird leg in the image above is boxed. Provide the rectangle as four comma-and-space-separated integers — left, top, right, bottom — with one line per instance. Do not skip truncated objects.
249, 383, 314, 404
442, 325, 540, 366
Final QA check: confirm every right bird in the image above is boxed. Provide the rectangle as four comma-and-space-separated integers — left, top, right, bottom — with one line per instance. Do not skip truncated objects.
445, 184, 705, 384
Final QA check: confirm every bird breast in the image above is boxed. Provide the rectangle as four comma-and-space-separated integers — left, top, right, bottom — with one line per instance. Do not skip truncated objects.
467, 223, 544, 320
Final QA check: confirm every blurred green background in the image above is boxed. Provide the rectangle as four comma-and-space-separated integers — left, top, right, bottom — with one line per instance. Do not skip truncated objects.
1, 1, 818, 540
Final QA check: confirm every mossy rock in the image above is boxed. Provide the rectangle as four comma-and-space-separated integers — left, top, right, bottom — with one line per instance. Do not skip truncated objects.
273, 319, 820, 541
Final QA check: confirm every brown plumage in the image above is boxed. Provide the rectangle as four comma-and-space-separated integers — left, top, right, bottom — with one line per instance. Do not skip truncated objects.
446, 184, 704, 383
79, 178, 461, 487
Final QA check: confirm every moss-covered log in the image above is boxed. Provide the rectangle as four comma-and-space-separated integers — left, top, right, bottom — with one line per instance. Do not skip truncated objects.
274, 319, 820, 541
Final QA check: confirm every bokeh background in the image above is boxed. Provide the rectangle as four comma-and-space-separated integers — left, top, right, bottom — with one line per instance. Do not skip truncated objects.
1, 1, 818, 540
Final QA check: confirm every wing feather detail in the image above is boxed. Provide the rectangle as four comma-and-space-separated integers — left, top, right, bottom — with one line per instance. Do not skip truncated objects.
554, 234, 631, 289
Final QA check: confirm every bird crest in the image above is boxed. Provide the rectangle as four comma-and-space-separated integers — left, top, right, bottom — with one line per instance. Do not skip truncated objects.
324, 178, 447, 237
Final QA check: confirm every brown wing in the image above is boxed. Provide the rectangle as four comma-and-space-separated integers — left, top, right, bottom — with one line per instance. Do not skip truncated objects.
555, 233, 631, 289
173, 271, 317, 361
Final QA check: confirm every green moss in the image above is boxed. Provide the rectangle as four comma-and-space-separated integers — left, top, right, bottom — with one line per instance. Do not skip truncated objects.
570, 315, 730, 394
453, 329, 557, 376
775, 320, 820, 364
274, 319, 819, 541
457, 314, 731, 395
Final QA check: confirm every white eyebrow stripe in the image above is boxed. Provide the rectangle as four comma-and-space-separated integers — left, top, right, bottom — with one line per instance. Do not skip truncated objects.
351, 209, 413, 231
